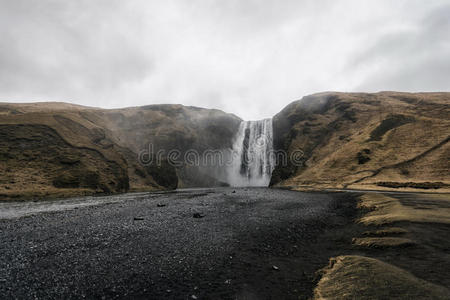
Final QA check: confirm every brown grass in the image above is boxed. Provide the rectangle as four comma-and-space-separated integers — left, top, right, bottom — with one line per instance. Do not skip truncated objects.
314, 255, 450, 300
352, 237, 416, 248
313, 191, 450, 299
272, 92, 450, 193
362, 227, 408, 236
0, 101, 241, 199
358, 193, 450, 225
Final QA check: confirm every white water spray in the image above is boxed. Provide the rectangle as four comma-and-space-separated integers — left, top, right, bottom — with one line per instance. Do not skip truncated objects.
227, 119, 275, 187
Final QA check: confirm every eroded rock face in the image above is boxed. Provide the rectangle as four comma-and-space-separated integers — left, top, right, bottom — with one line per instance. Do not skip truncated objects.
2, 91, 448, 199
96, 105, 241, 157
0, 124, 129, 200
86, 104, 242, 188
0, 103, 241, 200
271, 92, 450, 191
271, 93, 345, 185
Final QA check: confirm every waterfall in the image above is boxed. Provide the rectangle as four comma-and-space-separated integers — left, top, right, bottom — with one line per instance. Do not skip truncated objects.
227, 118, 275, 187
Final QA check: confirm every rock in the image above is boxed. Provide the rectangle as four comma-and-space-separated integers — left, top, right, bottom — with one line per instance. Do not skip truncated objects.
357, 149, 371, 164
193, 213, 205, 219
133, 217, 144, 221
272, 265, 279, 270
232, 190, 236, 193
157, 203, 166, 207
191, 295, 198, 299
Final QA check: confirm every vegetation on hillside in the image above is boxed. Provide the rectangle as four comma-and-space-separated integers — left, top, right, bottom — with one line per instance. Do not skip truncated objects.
0, 102, 240, 200
271, 92, 450, 192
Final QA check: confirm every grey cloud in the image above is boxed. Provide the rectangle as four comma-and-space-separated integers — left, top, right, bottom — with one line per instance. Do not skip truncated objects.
0, 0, 153, 96
0, 0, 448, 119
352, 3, 450, 92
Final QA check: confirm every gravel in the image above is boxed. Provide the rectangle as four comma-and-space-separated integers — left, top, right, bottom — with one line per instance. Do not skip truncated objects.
0, 187, 359, 299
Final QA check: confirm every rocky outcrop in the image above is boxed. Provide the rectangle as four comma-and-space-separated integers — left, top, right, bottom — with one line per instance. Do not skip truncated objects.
80, 104, 241, 187
0, 124, 129, 200
2, 91, 448, 199
0, 102, 241, 200
271, 92, 450, 192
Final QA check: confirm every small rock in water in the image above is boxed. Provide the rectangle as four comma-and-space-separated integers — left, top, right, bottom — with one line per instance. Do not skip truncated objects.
191, 295, 198, 299
232, 190, 236, 193
157, 203, 166, 207
272, 265, 279, 270
166, 289, 172, 293
133, 217, 144, 221
193, 213, 205, 219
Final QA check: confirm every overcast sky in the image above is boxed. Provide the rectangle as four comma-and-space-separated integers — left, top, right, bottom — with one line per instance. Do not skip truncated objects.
0, 0, 449, 120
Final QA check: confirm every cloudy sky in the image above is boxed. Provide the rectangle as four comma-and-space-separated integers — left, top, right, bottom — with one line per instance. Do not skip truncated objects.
0, 0, 449, 120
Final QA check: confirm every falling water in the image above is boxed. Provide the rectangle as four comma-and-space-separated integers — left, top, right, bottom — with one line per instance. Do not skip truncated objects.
227, 119, 275, 187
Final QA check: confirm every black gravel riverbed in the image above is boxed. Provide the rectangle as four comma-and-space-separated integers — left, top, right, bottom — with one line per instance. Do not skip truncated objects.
0, 188, 360, 299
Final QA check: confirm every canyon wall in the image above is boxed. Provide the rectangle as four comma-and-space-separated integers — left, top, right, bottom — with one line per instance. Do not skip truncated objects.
0, 103, 240, 200
271, 92, 450, 192
1, 91, 449, 200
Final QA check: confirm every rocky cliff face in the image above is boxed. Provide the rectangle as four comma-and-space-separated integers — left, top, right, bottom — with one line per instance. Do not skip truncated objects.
0, 103, 241, 200
271, 92, 450, 192
1, 91, 448, 200
80, 104, 241, 187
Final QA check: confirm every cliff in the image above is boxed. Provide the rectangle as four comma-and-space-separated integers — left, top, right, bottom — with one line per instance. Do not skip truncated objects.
271, 92, 450, 192
0, 102, 241, 200
1, 91, 448, 200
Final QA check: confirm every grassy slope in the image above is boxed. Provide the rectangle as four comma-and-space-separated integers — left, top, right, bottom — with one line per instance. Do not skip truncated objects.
358, 193, 450, 225
79, 104, 241, 187
0, 102, 241, 200
314, 255, 449, 300
0, 103, 166, 200
314, 192, 450, 299
271, 92, 450, 193
0, 123, 130, 200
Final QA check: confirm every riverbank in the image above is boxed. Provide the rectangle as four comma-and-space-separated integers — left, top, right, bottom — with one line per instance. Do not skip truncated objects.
0, 188, 362, 299
314, 192, 450, 299
1, 188, 448, 299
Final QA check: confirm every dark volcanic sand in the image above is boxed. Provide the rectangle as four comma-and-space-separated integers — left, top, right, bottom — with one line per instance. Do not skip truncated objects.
0, 188, 360, 299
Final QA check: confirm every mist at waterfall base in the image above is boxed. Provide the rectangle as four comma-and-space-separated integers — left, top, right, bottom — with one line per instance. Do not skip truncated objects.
226, 119, 275, 187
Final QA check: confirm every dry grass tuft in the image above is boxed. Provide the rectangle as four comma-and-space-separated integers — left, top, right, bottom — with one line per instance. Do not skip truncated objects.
314, 255, 450, 300
358, 193, 450, 225
362, 227, 408, 236
352, 237, 415, 248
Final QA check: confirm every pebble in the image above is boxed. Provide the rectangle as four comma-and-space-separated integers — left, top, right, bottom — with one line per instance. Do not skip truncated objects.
272, 265, 279, 270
